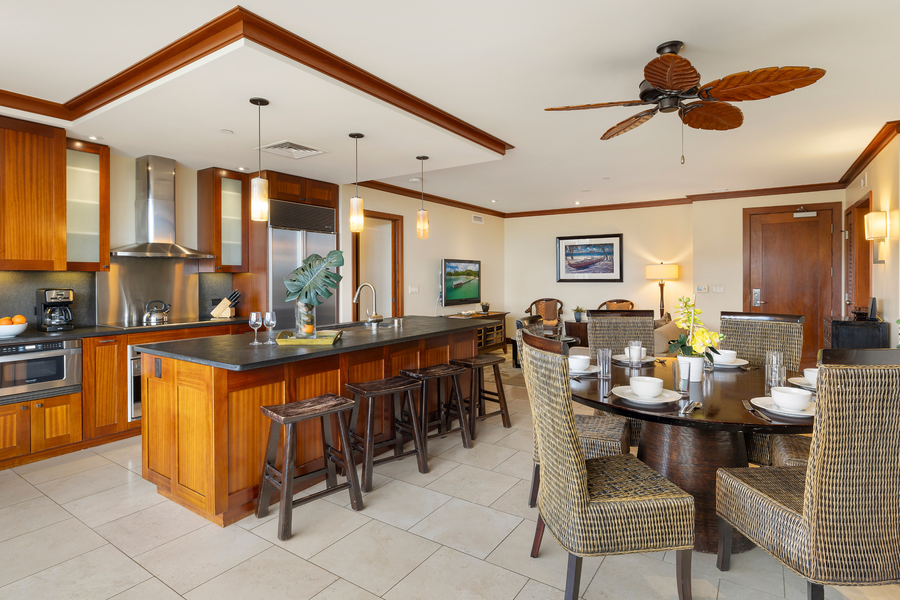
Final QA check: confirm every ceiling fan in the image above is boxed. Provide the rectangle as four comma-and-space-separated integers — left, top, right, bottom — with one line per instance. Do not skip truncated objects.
546, 41, 825, 140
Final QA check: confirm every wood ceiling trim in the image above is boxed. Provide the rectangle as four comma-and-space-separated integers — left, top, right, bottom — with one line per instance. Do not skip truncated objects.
359, 180, 506, 218
504, 198, 691, 218
0, 6, 512, 156
687, 182, 845, 202
838, 120, 900, 186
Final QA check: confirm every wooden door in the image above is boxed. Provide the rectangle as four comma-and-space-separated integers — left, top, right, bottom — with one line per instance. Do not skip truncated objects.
0, 402, 30, 460
845, 193, 872, 314
30, 393, 82, 452
0, 116, 67, 271
83, 336, 128, 439
744, 204, 841, 367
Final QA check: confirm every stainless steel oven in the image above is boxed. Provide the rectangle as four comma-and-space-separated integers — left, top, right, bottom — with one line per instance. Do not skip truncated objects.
127, 345, 141, 421
0, 339, 81, 397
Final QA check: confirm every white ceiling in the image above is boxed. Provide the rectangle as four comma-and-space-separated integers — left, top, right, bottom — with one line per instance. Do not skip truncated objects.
2, 0, 898, 212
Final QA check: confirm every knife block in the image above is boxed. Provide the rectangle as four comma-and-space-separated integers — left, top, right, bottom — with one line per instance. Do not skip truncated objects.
211, 298, 235, 318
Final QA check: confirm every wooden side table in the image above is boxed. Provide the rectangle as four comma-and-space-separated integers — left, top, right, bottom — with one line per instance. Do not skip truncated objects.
445, 311, 509, 354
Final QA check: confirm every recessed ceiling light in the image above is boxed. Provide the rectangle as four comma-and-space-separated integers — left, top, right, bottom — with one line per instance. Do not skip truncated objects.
220, 129, 234, 134
574, 201, 580, 205
491, 199, 496, 203
87, 135, 103, 141
238, 167, 247, 171
409, 176, 421, 182
580, 189, 590, 192
710, 188, 729, 192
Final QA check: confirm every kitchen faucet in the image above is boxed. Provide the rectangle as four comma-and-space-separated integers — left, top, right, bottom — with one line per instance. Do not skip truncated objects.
352, 282, 383, 326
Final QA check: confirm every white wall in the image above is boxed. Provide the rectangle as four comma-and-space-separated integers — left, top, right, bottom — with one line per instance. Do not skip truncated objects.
338, 185, 505, 321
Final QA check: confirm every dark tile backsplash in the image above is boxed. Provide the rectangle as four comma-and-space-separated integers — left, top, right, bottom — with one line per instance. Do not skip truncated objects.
0, 271, 96, 327
198, 273, 235, 318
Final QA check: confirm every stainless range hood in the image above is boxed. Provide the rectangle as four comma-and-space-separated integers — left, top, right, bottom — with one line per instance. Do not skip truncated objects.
110, 155, 214, 259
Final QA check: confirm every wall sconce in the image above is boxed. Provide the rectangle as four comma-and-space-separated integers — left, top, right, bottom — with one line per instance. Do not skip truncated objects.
645, 262, 680, 318
864, 211, 887, 264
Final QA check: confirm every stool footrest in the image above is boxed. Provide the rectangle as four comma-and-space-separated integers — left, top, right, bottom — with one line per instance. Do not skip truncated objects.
293, 482, 353, 509
372, 449, 422, 467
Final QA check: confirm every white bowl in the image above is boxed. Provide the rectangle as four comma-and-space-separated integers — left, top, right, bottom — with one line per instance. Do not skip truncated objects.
712, 349, 737, 364
0, 323, 27, 338
568, 355, 591, 372
630, 376, 663, 398
803, 368, 818, 388
771, 387, 812, 412
623, 347, 647, 360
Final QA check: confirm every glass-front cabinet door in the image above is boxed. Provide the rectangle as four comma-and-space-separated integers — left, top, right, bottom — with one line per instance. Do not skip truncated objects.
220, 177, 243, 267
197, 168, 249, 273
66, 140, 110, 271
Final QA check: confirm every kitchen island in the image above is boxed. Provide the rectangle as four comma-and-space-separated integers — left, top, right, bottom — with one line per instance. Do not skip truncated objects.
135, 316, 495, 525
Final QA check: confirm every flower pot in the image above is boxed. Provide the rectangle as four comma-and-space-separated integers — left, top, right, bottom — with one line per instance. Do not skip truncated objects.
295, 301, 316, 338
677, 355, 704, 383
574, 312, 583, 323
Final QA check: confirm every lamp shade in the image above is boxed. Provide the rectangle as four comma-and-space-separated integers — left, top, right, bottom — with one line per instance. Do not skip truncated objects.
416, 208, 429, 239
865, 211, 887, 240
646, 263, 679, 281
250, 177, 269, 222
349, 196, 364, 233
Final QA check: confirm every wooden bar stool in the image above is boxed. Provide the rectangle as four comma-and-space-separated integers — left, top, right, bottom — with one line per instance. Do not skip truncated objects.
400, 364, 473, 456
345, 375, 429, 492
256, 393, 363, 541
450, 354, 511, 440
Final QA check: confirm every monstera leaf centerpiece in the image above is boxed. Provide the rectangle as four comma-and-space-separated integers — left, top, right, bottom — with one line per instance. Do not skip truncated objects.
284, 250, 344, 338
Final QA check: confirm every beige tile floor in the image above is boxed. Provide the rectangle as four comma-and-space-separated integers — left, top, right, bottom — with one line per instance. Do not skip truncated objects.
1, 380, 898, 599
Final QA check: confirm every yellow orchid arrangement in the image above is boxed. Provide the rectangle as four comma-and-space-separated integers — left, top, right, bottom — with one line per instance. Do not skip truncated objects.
668, 295, 725, 359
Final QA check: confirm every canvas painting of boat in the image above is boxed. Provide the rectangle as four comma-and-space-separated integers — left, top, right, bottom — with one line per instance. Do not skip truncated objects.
556, 234, 624, 282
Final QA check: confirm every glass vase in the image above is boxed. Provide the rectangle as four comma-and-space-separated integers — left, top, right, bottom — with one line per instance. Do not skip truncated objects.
295, 301, 316, 338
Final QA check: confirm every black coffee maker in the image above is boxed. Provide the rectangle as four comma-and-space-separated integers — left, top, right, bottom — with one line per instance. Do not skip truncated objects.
37, 289, 75, 332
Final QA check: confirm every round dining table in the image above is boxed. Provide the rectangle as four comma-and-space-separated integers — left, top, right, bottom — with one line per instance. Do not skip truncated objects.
569, 358, 814, 554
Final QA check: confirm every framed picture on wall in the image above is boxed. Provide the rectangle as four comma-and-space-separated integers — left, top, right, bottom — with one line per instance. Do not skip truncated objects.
556, 234, 624, 283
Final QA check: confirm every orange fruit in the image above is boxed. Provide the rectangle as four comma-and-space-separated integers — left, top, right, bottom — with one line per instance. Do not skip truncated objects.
11, 315, 26, 325
0, 318, 13, 326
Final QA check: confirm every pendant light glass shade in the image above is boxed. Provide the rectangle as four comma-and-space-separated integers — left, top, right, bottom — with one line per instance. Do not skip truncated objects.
249, 97, 269, 222
416, 208, 429, 239
349, 195, 364, 233
250, 177, 269, 221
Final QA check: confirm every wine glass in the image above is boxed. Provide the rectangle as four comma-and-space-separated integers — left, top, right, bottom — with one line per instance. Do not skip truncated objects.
249, 312, 262, 345
263, 311, 277, 345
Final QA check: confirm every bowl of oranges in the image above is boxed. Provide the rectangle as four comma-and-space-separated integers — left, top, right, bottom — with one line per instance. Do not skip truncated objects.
0, 315, 28, 338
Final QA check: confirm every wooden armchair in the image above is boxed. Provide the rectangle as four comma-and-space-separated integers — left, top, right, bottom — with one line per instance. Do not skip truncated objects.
524, 298, 564, 335
598, 299, 634, 310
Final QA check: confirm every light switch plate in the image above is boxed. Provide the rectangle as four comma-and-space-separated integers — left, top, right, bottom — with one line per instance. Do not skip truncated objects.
409, 286, 419, 294
712, 286, 724, 293
696, 285, 709, 293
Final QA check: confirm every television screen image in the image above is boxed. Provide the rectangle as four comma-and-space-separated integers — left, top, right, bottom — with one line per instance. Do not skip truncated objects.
443, 259, 481, 306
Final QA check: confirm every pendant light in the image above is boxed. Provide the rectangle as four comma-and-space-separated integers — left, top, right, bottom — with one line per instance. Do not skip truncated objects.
349, 133, 365, 233
249, 97, 270, 222
416, 155, 429, 239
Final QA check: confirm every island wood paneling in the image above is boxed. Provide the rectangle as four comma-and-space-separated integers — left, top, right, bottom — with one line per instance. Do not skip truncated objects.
143, 354, 175, 492
227, 380, 283, 496
342, 347, 388, 441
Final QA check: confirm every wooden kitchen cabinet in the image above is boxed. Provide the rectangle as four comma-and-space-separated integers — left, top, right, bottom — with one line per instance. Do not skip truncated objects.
261, 170, 338, 209
305, 178, 338, 208
30, 393, 82, 452
0, 403, 31, 460
83, 336, 129, 439
0, 115, 67, 271
66, 139, 111, 272
197, 168, 250, 273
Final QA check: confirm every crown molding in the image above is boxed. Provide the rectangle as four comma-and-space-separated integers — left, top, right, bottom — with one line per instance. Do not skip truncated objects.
359, 180, 506, 218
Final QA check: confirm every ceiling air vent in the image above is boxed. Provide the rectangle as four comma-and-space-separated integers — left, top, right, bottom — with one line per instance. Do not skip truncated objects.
259, 140, 326, 160
472, 215, 485, 225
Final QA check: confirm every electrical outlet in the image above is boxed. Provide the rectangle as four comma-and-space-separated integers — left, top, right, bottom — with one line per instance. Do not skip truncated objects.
696, 285, 709, 293
712, 286, 724, 293
409, 285, 419, 294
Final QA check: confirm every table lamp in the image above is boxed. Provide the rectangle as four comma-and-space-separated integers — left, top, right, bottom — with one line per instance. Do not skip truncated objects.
646, 263, 680, 318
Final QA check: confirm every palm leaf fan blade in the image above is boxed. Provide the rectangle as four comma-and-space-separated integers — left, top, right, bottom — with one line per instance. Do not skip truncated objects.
679, 101, 743, 131
643, 54, 701, 92
698, 66, 825, 102
601, 108, 658, 140
544, 100, 648, 111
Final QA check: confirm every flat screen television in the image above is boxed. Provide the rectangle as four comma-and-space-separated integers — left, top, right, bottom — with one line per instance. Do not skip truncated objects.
442, 259, 481, 306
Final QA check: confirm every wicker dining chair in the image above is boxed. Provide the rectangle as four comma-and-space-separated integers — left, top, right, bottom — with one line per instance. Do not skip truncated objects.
597, 299, 635, 310
515, 322, 629, 509
521, 330, 695, 600
719, 312, 804, 466
585, 309, 655, 444
716, 348, 900, 599
525, 298, 564, 335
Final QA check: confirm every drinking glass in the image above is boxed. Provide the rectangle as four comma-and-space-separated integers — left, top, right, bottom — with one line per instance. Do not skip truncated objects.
627, 340, 643, 368
766, 350, 783, 367
765, 364, 786, 396
249, 312, 262, 345
263, 311, 277, 345
673, 360, 690, 396
597, 348, 612, 380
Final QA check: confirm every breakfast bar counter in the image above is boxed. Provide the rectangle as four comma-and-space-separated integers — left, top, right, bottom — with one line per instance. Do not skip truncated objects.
135, 316, 495, 525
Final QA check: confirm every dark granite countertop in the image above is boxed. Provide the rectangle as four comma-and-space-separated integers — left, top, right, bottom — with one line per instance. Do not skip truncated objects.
135, 316, 499, 371
0, 317, 249, 343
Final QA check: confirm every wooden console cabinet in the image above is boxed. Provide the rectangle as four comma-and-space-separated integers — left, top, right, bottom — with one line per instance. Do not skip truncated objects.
446, 312, 508, 353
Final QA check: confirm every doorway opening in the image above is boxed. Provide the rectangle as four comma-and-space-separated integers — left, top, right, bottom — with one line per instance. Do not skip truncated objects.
844, 192, 872, 316
352, 210, 404, 321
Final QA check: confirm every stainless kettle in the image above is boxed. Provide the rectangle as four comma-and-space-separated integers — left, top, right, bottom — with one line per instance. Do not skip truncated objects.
142, 300, 171, 324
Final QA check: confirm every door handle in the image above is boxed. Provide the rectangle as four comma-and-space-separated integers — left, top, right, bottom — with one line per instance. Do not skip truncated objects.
752, 288, 767, 307
98, 339, 117, 344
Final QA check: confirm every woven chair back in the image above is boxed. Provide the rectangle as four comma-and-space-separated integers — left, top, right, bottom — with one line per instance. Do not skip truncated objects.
803, 357, 900, 583
526, 298, 563, 327
719, 313, 802, 371
515, 316, 545, 373
586, 310, 655, 356
598, 299, 635, 310
521, 331, 590, 525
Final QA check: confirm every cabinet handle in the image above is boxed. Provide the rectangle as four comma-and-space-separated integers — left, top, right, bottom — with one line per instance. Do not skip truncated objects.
35, 403, 42, 408
98, 339, 117, 344
21, 406, 27, 410
102, 265, 109, 269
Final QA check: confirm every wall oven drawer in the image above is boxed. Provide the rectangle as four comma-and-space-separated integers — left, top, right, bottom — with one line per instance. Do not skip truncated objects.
0, 339, 81, 398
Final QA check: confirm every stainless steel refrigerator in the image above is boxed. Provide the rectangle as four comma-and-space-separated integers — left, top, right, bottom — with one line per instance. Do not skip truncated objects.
267, 199, 338, 329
